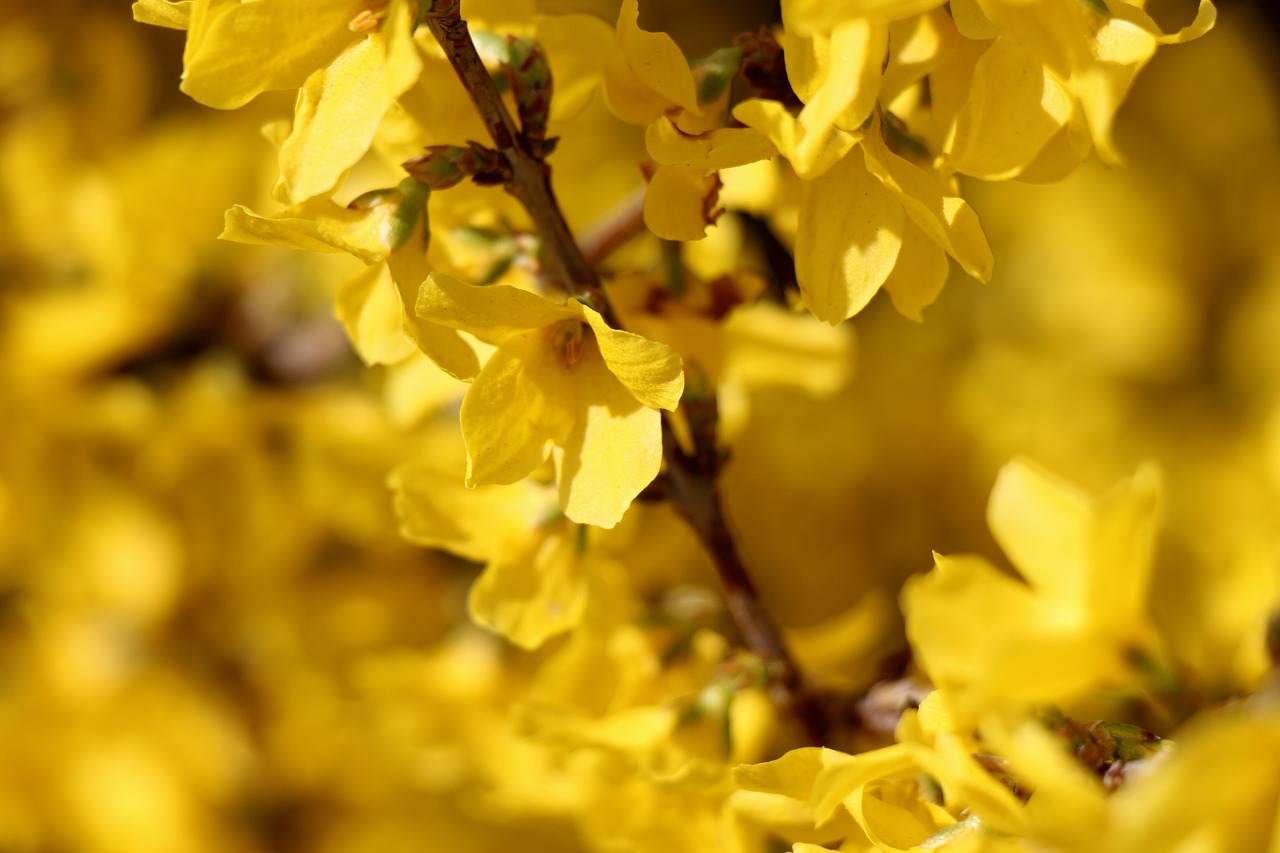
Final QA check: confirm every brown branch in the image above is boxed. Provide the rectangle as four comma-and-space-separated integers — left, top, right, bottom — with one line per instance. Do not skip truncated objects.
423, 7, 604, 311
662, 401, 829, 745
424, 2, 827, 746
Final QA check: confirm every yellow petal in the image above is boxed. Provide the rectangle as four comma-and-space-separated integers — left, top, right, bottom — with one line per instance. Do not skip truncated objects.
811, 743, 918, 824
880, 9, 957, 104
389, 456, 551, 563
794, 147, 904, 323
537, 14, 615, 121
580, 305, 684, 410
132, 0, 191, 29
601, 52, 674, 125
904, 552, 1124, 704
949, 0, 1001, 40
220, 200, 392, 263
945, 36, 1077, 181
1072, 19, 1158, 163
972, 0, 1090, 83
469, 522, 588, 648
615, 0, 699, 114
645, 118, 778, 170
461, 331, 578, 487
792, 19, 888, 170
849, 778, 954, 853
643, 165, 721, 242
881, 216, 949, 321
734, 98, 859, 180
181, 0, 358, 109
555, 344, 663, 528
386, 215, 483, 381
902, 553, 1040, 689
383, 353, 469, 429
980, 716, 1107, 850
335, 265, 415, 365
783, 0, 947, 34
1110, 0, 1216, 46
733, 747, 853, 800
987, 458, 1160, 631
863, 119, 993, 282
278, 1, 421, 201
416, 272, 577, 346
908, 733, 1029, 835
1089, 464, 1163, 632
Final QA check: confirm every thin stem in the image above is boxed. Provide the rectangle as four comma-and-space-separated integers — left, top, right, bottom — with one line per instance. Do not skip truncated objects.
662, 405, 828, 745
423, 11, 605, 311
424, 4, 827, 745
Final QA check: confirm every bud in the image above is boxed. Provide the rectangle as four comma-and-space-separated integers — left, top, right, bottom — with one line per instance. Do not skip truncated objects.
734, 28, 800, 107
690, 46, 742, 107
505, 35, 556, 158
402, 142, 509, 190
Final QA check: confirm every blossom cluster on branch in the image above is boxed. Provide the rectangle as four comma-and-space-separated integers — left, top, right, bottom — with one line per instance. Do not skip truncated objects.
8, 0, 1280, 849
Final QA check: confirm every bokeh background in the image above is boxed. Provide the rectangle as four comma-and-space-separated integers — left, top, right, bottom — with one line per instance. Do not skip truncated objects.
2, 0, 1279, 849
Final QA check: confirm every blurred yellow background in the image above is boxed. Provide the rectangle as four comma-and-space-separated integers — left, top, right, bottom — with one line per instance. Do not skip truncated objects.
2, 0, 1279, 850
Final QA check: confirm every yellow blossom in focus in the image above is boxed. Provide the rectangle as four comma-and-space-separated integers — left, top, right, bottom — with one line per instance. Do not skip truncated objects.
415, 272, 684, 528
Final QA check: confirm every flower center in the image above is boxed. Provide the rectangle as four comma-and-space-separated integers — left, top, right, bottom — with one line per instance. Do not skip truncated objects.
546, 319, 586, 367
348, 0, 389, 33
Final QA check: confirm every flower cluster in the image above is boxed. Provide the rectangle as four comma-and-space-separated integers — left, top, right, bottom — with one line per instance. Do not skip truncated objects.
10, 0, 1280, 850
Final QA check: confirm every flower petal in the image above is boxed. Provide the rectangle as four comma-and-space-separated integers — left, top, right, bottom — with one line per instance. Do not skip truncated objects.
469, 521, 588, 648
581, 304, 684, 410
461, 331, 578, 487
389, 455, 551, 563
863, 119, 993, 282
945, 36, 1078, 181
783, 0, 947, 34
416, 272, 577, 346
181, 0, 358, 109
132, 0, 191, 29
643, 165, 720, 242
555, 344, 662, 528
615, 0, 699, 114
220, 200, 392, 263
278, 1, 421, 201
645, 118, 778, 170
734, 98, 859, 180
881, 216, 949, 321
794, 147, 904, 323
335, 265, 415, 365
791, 20, 888, 170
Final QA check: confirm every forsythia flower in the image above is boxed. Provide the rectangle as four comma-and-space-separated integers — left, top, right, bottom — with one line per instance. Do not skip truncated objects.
904, 458, 1163, 712
415, 272, 684, 528
136, 0, 422, 201
738, 110, 993, 322
392, 445, 594, 649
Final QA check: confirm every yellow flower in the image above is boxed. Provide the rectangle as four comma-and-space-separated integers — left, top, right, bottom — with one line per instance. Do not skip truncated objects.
738, 112, 991, 323
391, 447, 590, 649
145, 0, 422, 201
950, 0, 1216, 162
601, 0, 704, 130
903, 458, 1163, 710
415, 273, 684, 528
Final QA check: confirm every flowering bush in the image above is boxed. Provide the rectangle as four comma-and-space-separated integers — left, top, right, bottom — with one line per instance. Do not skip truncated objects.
6, 0, 1280, 850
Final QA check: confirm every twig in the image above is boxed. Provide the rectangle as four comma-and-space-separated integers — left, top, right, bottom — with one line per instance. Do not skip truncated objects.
424, 2, 827, 745
423, 6, 605, 311
662, 403, 829, 745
